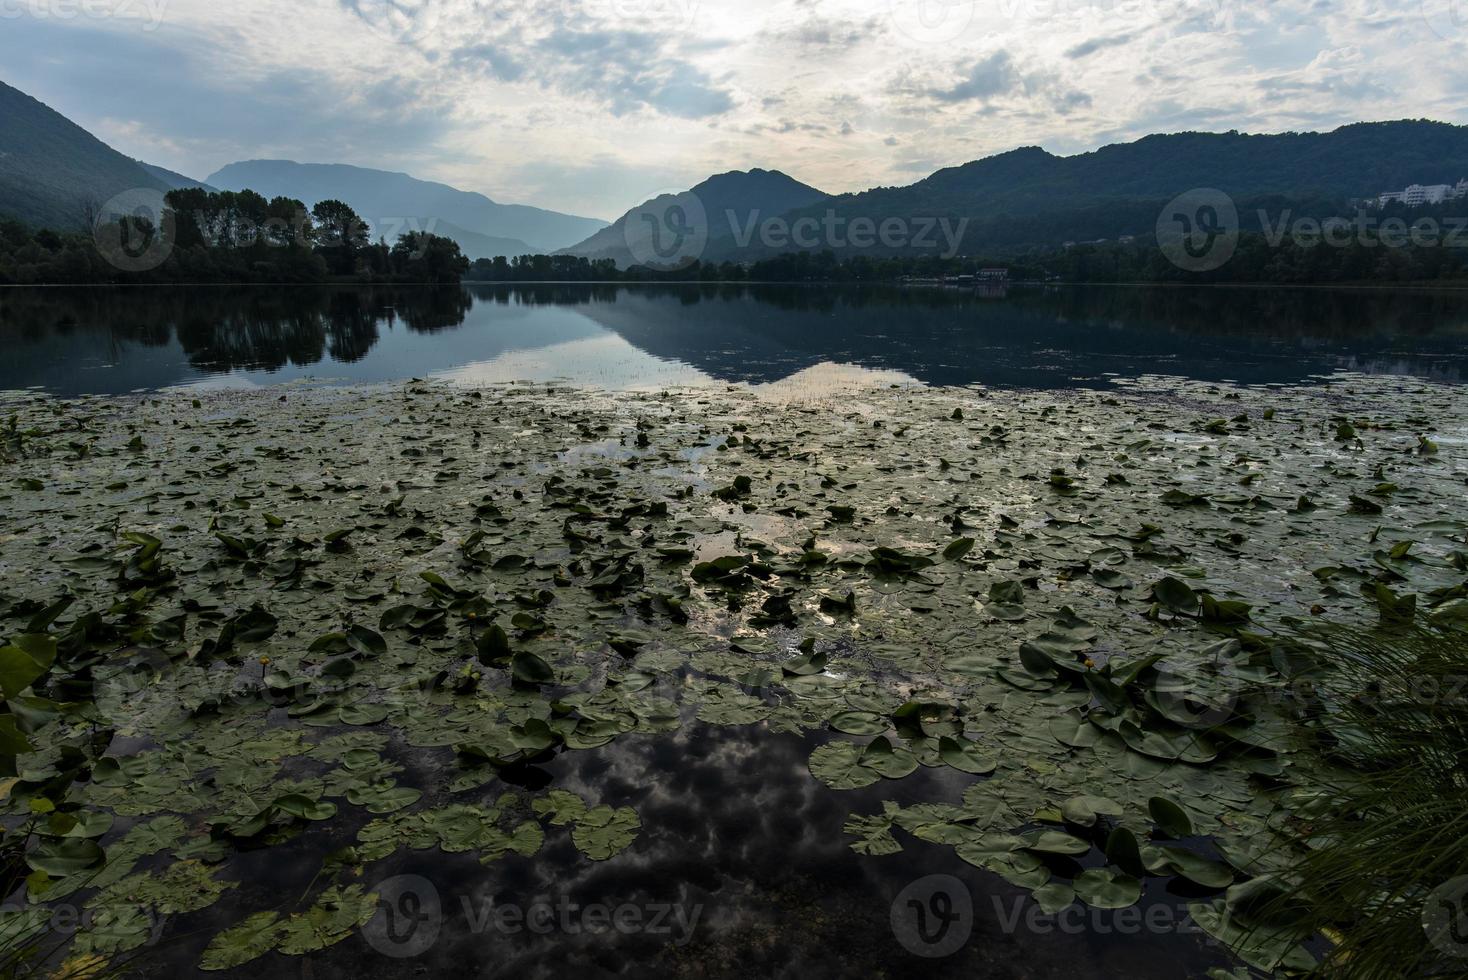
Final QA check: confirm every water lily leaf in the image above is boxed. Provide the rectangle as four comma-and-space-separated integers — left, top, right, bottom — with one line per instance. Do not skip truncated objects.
1049, 711, 1100, 748
809, 742, 880, 790
511, 652, 555, 685
1143, 844, 1234, 888
571, 805, 640, 861
532, 789, 587, 827
0, 634, 56, 699
276, 884, 378, 955
860, 736, 919, 779
844, 813, 902, 856
830, 711, 888, 736
200, 911, 285, 971
783, 650, 829, 676
339, 704, 391, 726
1152, 577, 1199, 614
956, 834, 1048, 887
26, 839, 104, 877
1074, 868, 1141, 909
1149, 795, 1194, 838
1060, 795, 1124, 827
943, 537, 975, 561
1105, 826, 1145, 877
938, 736, 997, 775
1092, 568, 1133, 590
346, 783, 422, 815
1022, 831, 1091, 856
346, 626, 387, 658
988, 581, 1026, 605
1032, 882, 1075, 915
476, 623, 511, 664
274, 794, 337, 821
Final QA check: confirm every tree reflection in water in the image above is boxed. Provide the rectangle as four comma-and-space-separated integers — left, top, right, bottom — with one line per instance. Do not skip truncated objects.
1, 283, 1465, 396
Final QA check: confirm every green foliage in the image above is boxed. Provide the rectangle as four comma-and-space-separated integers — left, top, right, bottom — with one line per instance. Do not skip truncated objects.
1262, 624, 1468, 978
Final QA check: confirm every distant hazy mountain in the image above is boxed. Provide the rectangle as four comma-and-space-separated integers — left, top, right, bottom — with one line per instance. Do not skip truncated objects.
561, 169, 828, 268
731, 121, 1468, 259
0, 79, 170, 229
206, 160, 606, 258
138, 162, 214, 193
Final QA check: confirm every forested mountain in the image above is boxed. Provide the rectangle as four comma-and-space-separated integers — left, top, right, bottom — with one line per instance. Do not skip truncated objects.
0, 80, 171, 230
709, 121, 1468, 260
561, 169, 828, 267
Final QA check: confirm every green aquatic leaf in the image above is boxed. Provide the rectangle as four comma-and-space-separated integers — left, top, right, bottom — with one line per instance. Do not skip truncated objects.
1152, 577, 1199, 614
809, 742, 880, 790
346, 783, 422, 815
1022, 831, 1091, 856
1149, 795, 1194, 838
25, 838, 104, 877
844, 813, 903, 856
860, 736, 920, 779
943, 537, 975, 561
276, 885, 379, 955
1060, 795, 1124, 828
1032, 882, 1076, 915
200, 911, 285, 971
532, 790, 588, 827
1143, 844, 1234, 888
346, 625, 387, 657
938, 736, 997, 775
0, 634, 56, 699
511, 651, 555, 685
1074, 868, 1141, 909
571, 805, 640, 861
830, 711, 889, 736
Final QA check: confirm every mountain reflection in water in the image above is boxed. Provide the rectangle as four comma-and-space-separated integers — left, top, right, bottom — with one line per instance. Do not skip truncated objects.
2, 283, 1466, 397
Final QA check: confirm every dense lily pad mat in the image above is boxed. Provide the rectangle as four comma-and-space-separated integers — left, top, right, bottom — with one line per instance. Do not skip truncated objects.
0, 373, 1465, 976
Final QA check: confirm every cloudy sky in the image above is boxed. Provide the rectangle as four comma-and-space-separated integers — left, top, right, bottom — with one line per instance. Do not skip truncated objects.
2, 0, 1465, 220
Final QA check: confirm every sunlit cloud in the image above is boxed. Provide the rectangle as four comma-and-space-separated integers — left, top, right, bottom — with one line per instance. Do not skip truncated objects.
0, 0, 1463, 219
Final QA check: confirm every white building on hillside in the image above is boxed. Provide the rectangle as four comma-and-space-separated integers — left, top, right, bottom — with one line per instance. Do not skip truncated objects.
1378, 180, 1468, 208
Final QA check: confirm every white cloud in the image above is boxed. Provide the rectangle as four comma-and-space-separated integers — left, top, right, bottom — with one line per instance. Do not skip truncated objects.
1, 0, 1464, 218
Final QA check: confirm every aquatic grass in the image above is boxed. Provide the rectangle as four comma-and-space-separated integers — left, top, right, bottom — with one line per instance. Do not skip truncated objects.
1269, 624, 1468, 978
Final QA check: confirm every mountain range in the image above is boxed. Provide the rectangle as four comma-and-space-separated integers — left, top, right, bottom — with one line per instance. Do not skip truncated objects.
5, 74, 1468, 268
205, 160, 607, 258
735, 121, 1468, 260
0, 80, 607, 257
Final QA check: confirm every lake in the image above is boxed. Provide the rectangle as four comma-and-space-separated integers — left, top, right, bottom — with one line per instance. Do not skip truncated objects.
3, 282, 1467, 978
2, 282, 1467, 397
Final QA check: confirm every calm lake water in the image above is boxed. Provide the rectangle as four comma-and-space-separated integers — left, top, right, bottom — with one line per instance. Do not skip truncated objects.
8, 281, 1425, 977
2, 283, 1467, 397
